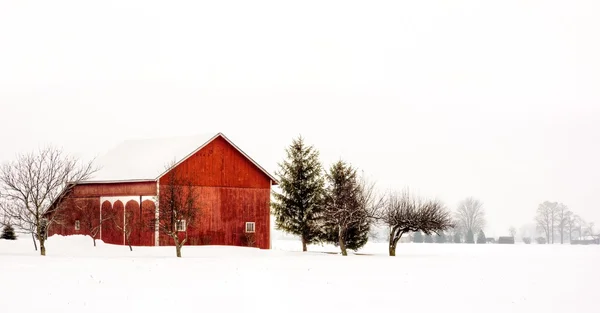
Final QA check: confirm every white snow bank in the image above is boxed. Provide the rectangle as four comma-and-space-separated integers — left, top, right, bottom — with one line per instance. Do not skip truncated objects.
1, 235, 598, 313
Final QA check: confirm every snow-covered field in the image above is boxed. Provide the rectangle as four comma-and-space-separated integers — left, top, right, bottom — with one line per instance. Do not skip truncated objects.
1, 235, 598, 313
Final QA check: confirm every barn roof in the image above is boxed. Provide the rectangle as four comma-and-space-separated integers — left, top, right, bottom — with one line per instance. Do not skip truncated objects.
84, 132, 278, 184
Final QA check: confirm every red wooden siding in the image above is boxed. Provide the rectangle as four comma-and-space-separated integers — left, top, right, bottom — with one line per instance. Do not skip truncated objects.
161, 136, 272, 188
125, 200, 155, 246
158, 186, 270, 249
72, 181, 156, 197
49, 197, 99, 237
142, 200, 156, 246
101, 200, 123, 245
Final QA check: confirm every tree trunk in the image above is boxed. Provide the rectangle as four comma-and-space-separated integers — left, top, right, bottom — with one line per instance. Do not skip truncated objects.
31, 232, 38, 251
301, 237, 307, 252
40, 238, 46, 256
388, 231, 402, 256
389, 243, 396, 256
93, 237, 97, 247
559, 224, 564, 244
339, 228, 347, 256
176, 244, 182, 258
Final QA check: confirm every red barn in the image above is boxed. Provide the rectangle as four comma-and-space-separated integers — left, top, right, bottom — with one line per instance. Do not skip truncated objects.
48, 132, 277, 249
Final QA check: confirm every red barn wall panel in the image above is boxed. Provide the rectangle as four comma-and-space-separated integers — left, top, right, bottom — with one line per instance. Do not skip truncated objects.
141, 200, 156, 246
102, 200, 123, 245
48, 197, 99, 238
72, 181, 157, 198
159, 136, 272, 188
158, 186, 270, 249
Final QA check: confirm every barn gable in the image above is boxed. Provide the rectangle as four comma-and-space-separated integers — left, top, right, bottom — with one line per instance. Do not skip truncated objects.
158, 135, 273, 188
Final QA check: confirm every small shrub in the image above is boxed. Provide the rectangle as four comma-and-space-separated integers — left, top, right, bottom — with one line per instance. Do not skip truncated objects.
522, 237, 532, 244
465, 230, 475, 243
424, 234, 434, 243
1, 224, 17, 240
535, 237, 547, 244
413, 231, 424, 243
476, 230, 486, 244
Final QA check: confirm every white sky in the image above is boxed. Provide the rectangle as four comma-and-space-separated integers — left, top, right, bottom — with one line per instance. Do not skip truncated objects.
1, 0, 599, 237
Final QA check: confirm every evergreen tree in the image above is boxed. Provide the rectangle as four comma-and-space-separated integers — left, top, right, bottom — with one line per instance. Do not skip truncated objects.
322, 161, 371, 255
321, 217, 370, 252
453, 232, 462, 243
435, 232, 446, 243
424, 234, 434, 243
272, 136, 325, 251
465, 229, 475, 243
476, 230, 486, 244
1, 224, 17, 240
413, 231, 424, 243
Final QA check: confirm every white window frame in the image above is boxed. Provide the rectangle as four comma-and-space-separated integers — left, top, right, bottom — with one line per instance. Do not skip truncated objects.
176, 219, 186, 232
74, 220, 80, 231
245, 222, 255, 233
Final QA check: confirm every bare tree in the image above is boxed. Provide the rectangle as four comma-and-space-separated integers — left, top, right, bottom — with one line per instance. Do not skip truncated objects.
583, 222, 595, 237
454, 197, 485, 236
508, 226, 517, 238
535, 201, 556, 244
157, 162, 201, 257
0, 147, 96, 256
73, 199, 112, 247
573, 215, 585, 240
379, 189, 453, 256
555, 203, 570, 244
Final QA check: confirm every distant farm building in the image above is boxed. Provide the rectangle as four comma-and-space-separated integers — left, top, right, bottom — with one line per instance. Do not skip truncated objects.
48, 133, 277, 249
571, 235, 600, 245
497, 236, 515, 244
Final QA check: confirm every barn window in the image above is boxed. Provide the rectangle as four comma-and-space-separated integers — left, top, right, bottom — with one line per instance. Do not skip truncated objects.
245, 222, 255, 233
176, 220, 186, 232
74, 220, 80, 231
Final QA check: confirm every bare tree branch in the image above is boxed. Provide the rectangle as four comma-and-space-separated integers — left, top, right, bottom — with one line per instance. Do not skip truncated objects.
0, 146, 97, 255
156, 160, 202, 257
378, 188, 453, 256
454, 197, 485, 236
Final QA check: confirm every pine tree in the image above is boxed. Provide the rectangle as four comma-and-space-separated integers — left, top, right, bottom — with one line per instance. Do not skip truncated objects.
272, 136, 325, 252
435, 232, 446, 243
476, 230, 486, 244
322, 217, 370, 251
413, 231, 424, 243
453, 232, 462, 243
1, 224, 17, 240
322, 160, 371, 255
465, 229, 475, 243
424, 234, 434, 243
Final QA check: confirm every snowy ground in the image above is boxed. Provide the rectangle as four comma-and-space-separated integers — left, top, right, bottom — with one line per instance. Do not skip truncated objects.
1, 235, 598, 313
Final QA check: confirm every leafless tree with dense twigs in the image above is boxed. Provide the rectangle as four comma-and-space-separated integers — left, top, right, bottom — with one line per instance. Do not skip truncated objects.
73, 199, 112, 247
0, 146, 96, 255
454, 197, 485, 236
156, 161, 202, 258
378, 189, 453, 256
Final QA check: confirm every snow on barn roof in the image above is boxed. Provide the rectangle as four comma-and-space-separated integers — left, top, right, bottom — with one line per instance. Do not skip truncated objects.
84, 132, 277, 184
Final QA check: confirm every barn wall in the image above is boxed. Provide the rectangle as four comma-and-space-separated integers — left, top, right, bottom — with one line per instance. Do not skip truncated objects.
158, 186, 271, 249
158, 136, 272, 249
159, 136, 271, 189
48, 183, 158, 246
72, 181, 157, 197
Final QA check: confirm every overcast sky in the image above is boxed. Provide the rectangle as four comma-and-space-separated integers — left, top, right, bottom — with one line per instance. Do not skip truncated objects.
1, 0, 599, 237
